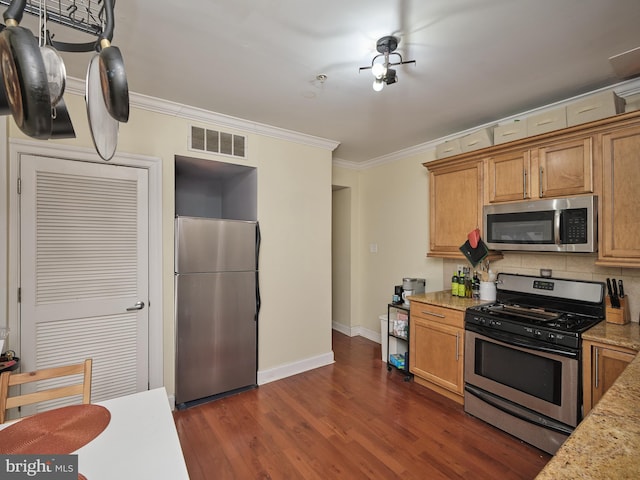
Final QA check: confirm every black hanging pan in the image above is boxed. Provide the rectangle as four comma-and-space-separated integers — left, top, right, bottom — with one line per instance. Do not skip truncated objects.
0, 0, 51, 138
0, 25, 10, 115
98, 0, 129, 122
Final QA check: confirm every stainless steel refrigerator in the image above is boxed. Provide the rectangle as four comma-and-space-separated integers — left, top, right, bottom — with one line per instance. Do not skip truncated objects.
174, 216, 260, 407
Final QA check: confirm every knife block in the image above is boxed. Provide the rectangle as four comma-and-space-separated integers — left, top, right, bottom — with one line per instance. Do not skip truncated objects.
606, 297, 630, 325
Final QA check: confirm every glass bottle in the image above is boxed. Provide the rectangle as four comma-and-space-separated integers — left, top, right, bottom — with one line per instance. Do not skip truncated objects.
458, 270, 466, 298
472, 271, 480, 299
452, 270, 459, 296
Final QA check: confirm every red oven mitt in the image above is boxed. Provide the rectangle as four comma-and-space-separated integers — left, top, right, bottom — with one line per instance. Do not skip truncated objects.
468, 228, 481, 248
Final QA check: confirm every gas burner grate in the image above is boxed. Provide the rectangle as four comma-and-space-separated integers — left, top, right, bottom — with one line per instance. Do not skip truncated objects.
488, 304, 561, 322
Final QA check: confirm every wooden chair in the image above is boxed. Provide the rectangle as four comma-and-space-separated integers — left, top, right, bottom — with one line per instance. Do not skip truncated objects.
0, 358, 92, 423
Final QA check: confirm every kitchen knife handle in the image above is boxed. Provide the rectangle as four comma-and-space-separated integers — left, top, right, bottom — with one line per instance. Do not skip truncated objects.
619, 279, 625, 298
612, 278, 619, 298
606, 278, 620, 308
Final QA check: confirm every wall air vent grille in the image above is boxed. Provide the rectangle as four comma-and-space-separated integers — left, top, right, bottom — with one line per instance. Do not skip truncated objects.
190, 126, 246, 158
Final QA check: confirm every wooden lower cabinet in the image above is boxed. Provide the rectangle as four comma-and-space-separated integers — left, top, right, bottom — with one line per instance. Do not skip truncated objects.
410, 302, 464, 404
582, 340, 637, 415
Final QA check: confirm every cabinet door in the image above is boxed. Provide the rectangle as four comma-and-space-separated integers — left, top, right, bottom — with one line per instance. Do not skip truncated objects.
600, 124, 640, 267
410, 317, 464, 395
487, 150, 532, 202
538, 137, 593, 198
592, 345, 635, 407
429, 161, 483, 256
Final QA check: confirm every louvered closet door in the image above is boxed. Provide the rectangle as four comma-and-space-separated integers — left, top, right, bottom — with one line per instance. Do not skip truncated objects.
19, 155, 149, 413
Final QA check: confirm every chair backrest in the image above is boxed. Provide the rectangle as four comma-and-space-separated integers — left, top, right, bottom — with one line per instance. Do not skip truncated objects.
0, 359, 92, 423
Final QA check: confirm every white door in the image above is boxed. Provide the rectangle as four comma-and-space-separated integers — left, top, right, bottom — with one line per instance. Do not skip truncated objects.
19, 154, 149, 411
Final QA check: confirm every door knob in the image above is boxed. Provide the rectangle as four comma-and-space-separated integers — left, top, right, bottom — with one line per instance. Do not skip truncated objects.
126, 301, 145, 311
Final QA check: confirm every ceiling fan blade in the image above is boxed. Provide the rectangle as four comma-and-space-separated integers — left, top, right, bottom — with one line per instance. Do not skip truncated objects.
609, 46, 640, 79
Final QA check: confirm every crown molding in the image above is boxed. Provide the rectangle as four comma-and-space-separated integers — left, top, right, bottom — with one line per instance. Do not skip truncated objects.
65, 77, 340, 152
66, 76, 640, 168
333, 76, 640, 170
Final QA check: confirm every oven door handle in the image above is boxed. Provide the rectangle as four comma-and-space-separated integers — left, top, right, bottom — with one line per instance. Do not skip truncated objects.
465, 384, 574, 436
466, 324, 579, 359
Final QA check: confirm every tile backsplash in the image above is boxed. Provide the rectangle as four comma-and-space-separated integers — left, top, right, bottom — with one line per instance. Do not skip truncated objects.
442, 254, 640, 323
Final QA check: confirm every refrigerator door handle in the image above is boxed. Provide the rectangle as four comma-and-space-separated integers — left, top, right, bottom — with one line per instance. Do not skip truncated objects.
255, 271, 261, 322
255, 221, 261, 270
255, 222, 261, 322
126, 301, 145, 311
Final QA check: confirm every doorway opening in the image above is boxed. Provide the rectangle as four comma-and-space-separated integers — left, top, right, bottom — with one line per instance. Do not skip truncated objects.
331, 186, 352, 335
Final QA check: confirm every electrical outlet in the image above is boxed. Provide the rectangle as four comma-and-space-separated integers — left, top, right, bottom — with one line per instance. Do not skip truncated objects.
457, 264, 464, 273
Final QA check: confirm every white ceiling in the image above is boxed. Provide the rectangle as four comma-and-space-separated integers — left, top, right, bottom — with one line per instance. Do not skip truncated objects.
20, 0, 640, 163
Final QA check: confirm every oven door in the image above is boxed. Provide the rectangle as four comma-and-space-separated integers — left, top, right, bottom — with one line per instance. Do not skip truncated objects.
464, 326, 579, 427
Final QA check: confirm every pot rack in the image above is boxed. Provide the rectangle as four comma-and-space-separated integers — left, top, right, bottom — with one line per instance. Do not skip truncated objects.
0, 0, 128, 161
0, 0, 110, 44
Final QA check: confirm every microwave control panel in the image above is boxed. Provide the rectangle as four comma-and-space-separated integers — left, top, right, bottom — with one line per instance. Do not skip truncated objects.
562, 208, 588, 244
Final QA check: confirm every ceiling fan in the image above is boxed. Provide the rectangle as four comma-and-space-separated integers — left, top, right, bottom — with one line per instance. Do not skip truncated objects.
359, 35, 416, 91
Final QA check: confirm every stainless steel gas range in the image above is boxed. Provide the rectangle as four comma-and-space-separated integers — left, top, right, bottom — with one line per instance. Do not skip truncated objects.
463, 273, 605, 455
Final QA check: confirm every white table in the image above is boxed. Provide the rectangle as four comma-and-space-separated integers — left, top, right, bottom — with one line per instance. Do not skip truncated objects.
78, 388, 190, 479
1, 387, 190, 479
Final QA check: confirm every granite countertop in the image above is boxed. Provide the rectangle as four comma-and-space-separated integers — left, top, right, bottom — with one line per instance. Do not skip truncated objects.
582, 321, 640, 350
536, 321, 640, 479
407, 291, 488, 312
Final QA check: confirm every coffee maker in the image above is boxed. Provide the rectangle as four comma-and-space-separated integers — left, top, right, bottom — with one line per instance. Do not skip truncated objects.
401, 278, 426, 305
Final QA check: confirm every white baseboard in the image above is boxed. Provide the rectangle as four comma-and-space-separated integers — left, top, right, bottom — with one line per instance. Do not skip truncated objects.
170, 327, 382, 403
331, 321, 351, 336
257, 350, 335, 385
355, 326, 382, 344
331, 322, 382, 344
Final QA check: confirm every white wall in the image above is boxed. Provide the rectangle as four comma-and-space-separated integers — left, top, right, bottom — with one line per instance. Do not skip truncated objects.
2, 83, 336, 396
333, 152, 445, 341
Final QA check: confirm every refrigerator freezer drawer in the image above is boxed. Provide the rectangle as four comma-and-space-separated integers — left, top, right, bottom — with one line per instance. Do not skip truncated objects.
175, 271, 257, 405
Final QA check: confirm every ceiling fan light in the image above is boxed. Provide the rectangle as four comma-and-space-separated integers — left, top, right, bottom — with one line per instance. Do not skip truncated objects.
385, 68, 398, 85
371, 62, 386, 79
372, 78, 384, 91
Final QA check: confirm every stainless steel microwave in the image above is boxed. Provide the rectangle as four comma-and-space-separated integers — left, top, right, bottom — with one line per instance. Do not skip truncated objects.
483, 195, 597, 253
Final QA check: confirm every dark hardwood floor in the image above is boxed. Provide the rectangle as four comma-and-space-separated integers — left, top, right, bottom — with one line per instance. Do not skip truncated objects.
174, 331, 551, 479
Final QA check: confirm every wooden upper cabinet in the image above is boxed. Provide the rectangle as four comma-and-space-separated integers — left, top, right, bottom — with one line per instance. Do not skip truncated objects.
599, 123, 640, 267
487, 137, 593, 203
487, 150, 532, 203
424, 110, 640, 264
537, 137, 593, 198
428, 160, 483, 257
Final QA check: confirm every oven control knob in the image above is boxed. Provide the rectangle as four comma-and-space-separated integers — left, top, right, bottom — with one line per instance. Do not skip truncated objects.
534, 330, 541, 337
548, 333, 555, 342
